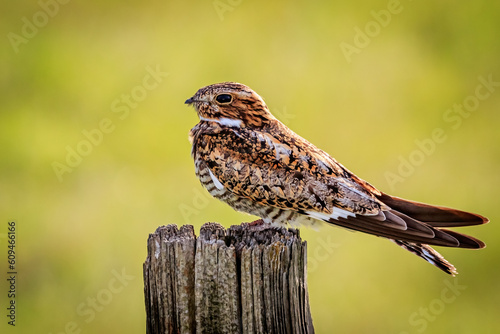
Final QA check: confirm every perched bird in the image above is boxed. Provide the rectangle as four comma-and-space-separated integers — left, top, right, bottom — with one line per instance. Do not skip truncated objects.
185, 82, 488, 275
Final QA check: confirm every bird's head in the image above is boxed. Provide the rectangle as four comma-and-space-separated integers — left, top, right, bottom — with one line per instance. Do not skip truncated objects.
185, 82, 276, 127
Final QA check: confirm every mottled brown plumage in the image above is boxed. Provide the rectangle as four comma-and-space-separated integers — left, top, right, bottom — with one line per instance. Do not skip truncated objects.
185, 82, 488, 275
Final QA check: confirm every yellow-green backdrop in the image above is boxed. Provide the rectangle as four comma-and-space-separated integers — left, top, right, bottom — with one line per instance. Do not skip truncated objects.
1, 1, 499, 333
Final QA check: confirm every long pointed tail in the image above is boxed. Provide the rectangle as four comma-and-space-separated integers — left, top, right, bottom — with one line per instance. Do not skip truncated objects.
328, 191, 487, 274
380, 192, 488, 275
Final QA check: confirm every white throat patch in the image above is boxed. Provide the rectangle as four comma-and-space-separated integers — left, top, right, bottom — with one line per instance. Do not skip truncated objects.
199, 116, 242, 128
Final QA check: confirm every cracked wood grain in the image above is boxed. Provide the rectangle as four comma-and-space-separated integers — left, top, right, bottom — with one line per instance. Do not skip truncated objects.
144, 223, 314, 334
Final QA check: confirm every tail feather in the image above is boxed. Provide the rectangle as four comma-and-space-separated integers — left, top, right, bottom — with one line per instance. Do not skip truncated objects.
323, 192, 487, 275
439, 228, 485, 249
326, 193, 488, 275
334, 212, 482, 248
377, 192, 489, 227
391, 239, 458, 276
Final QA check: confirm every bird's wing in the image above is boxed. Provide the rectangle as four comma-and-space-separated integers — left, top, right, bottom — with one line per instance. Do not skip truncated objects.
200, 126, 382, 215
199, 126, 485, 249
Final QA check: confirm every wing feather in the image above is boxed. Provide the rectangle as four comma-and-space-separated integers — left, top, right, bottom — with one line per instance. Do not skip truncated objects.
199, 124, 485, 250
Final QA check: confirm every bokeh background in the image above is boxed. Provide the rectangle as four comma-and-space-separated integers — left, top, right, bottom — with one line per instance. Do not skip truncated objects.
1, 1, 499, 333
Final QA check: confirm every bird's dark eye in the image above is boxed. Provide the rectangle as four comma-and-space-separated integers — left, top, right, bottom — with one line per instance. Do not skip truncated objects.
216, 94, 232, 104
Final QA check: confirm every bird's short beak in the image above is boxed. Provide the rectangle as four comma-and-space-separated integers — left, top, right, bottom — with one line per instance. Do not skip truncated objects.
185, 97, 195, 105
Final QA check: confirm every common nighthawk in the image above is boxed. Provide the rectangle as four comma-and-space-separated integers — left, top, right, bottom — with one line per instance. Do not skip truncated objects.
185, 82, 488, 275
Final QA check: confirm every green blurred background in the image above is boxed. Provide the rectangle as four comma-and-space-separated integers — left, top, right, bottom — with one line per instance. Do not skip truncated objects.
1, 1, 499, 333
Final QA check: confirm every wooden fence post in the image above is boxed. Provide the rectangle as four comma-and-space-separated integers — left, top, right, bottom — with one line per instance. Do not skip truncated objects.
143, 222, 314, 334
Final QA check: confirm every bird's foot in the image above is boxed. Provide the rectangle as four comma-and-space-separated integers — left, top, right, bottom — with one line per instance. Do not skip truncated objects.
246, 219, 270, 231
248, 219, 265, 226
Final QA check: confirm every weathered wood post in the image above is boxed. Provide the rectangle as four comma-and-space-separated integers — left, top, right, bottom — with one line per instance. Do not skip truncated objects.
143, 222, 314, 334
